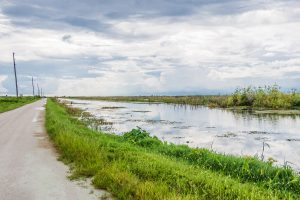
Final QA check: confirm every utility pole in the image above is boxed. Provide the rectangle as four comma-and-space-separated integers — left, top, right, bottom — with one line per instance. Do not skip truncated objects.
12, 52, 19, 97
32, 76, 35, 96
41, 88, 43, 97
37, 81, 40, 97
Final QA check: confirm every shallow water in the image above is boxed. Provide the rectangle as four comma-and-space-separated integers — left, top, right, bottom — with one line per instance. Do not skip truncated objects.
65, 99, 300, 170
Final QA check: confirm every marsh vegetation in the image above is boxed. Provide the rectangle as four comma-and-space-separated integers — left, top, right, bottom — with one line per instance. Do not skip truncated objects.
46, 98, 300, 199
74, 85, 300, 110
65, 97, 300, 169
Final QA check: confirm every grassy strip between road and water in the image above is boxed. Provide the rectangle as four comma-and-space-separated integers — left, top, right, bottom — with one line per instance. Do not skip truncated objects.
46, 98, 300, 199
72, 85, 300, 111
0, 96, 40, 113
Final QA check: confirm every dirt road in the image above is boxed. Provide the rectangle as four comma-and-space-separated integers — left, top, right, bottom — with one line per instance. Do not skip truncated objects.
0, 99, 108, 200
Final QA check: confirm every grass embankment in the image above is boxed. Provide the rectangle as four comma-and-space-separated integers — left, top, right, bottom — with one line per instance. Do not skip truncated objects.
46, 98, 300, 199
73, 85, 300, 110
0, 96, 40, 113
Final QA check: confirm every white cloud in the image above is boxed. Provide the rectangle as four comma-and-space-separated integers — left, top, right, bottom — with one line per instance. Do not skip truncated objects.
0, 75, 7, 94
0, 1, 300, 95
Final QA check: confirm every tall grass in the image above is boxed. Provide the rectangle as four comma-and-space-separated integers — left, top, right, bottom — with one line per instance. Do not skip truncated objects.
0, 96, 40, 113
123, 128, 300, 194
46, 98, 300, 199
227, 85, 300, 109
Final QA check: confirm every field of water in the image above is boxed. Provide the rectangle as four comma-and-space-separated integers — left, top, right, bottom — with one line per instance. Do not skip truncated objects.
66, 98, 300, 170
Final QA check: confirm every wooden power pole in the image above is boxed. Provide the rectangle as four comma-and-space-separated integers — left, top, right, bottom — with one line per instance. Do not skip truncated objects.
37, 81, 40, 97
12, 52, 19, 97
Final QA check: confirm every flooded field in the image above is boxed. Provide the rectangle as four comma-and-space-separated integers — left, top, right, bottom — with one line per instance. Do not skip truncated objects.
65, 99, 300, 170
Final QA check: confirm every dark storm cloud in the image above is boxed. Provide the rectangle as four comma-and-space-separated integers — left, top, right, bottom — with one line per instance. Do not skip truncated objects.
3, 0, 294, 42
1, 0, 258, 29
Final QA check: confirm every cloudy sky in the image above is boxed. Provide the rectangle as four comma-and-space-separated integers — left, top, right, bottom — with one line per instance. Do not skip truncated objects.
0, 0, 300, 96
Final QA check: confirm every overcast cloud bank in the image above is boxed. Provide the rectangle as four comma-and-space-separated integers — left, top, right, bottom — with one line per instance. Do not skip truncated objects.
0, 0, 300, 96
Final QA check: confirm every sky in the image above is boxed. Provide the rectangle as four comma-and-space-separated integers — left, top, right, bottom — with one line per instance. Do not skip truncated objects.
0, 0, 300, 96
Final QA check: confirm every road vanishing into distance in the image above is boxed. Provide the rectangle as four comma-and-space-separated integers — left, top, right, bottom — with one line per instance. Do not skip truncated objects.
0, 99, 105, 200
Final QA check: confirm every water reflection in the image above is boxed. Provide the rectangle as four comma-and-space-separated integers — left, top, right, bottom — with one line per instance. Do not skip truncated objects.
64, 99, 300, 170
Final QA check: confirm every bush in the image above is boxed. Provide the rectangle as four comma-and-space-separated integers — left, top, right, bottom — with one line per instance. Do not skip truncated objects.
122, 127, 162, 147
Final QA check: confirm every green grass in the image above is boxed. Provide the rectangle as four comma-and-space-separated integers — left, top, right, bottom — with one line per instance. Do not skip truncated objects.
0, 96, 40, 113
122, 128, 300, 194
46, 98, 300, 199
71, 85, 300, 110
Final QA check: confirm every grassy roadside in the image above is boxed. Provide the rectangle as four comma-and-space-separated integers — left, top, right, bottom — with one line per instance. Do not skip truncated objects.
0, 96, 40, 113
46, 98, 300, 199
